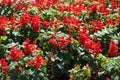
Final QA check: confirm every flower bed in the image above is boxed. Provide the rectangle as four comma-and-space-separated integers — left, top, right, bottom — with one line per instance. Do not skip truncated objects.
0, 0, 120, 80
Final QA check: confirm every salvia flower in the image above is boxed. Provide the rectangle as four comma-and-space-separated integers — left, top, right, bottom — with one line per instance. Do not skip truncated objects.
27, 55, 46, 68
8, 46, 24, 61
0, 58, 8, 74
19, 13, 31, 26
24, 39, 37, 55
108, 40, 118, 57
31, 14, 41, 32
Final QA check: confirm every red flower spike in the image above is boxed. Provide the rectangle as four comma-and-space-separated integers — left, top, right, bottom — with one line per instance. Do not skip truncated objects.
0, 16, 8, 36
88, 4, 98, 12
108, 40, 118, 57
27, 55, 46, 68
1, 0, 14, 5
19, 13, 31, 26
111, 0, 117, 10
48, 38, 58, 46
31, 14, 41, 32
24, 39, 36, 55
106, 18, 114, 25
8, 46, 24, 61
42, 21, 51, 28
67, 2, 85, 15
0, 58, 8, 74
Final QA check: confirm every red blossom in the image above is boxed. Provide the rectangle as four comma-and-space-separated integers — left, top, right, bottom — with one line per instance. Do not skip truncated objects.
33, 0, 58, 10
42, 21, 51, 28
89, 19, 103, 32
31, 14, 41, 32
106, 18, 114, 25
0, 16, 8, 36
79, 27, 90, 45
27, 55, 46, 68
8, 46, 24, 61
0, 58, 8, 74
0, 0, 13, 5
48, 38, 58, 46
57, 36, 71, 50
97, 0, 104, 5
10, 16, 16, 25
111, 0, 117, 10
115, 16, 120, 25
88, 4, 98, 12
108, 40, 118, 57
79, 27, 101, 56
67, 2, 85, 15
24, 39, 36, 55
98, 5, 109, 15
14, 2, 23, 10
63, 16, 80, 29
19, 13, 31, 26
57, 6, 66, 12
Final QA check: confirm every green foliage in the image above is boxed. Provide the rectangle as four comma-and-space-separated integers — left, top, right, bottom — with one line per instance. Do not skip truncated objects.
96, 54, 120, 80
69, 65, 91, 80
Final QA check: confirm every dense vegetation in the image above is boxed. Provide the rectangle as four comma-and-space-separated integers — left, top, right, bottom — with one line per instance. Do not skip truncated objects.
0, 0, 120, 80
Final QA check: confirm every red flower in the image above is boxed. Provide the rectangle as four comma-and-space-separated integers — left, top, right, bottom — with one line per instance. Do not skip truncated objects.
88, 4, 98, 12
42, 21, 51, 28
84, 39, 101, 56
27, 55, 46, 68
8, 46, 24, 61
19, 13, 31, 26
33, 0, 57, 10
84, 39, 94, 50
79, 27, 90, 45
92, 41, 101, 57
58, 6, 66, 12
90, 19, 103, 32
97, 0, 104, 5
57, 36, 71, 50
79, 27, 101, 56
115, 16, 120, 25
63, 16, 80, 29
108, 40, 118, 57
10, 16, 16, 25
0, 58, 8, 74
98, 5, 108, 15
111, 0, 117, 10
1, 0, 13, 5
31, 14, 41, 32
67, 2, 85, 15
106, 18, 114, 25
0, 16, 8, 36
14, 2, 23, 10
24, 39, 36, 55
48, 38, 58, 46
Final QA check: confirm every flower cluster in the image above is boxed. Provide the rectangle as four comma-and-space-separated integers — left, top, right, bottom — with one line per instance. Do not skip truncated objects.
0, 58, 8, 74
27, 55, 46, 68
8, 46, 24, 61
0, 0, 120, 80
79, 27, 101, 56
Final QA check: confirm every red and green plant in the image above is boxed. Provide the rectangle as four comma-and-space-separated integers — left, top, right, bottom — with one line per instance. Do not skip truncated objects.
0, 0, 120, 80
